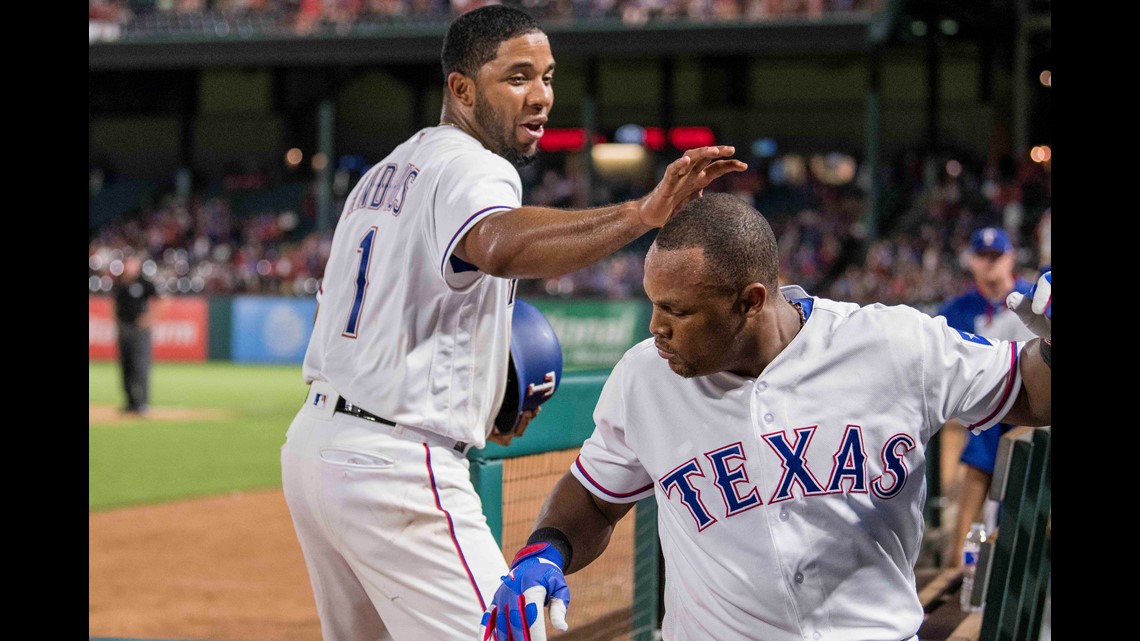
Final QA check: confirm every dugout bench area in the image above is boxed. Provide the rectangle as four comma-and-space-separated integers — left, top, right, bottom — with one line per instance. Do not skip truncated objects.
470, 371, 1052, 641
917, 424, 1052, 641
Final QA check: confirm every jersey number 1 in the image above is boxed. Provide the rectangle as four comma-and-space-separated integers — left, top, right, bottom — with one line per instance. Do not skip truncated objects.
342, 226, 377, 338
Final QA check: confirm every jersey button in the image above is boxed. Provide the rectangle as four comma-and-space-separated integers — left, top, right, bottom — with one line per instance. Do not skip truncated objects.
779, 510, 789, 521
756, 381, 768, 392
764, 413, 774, 423
794, 572, 804, 584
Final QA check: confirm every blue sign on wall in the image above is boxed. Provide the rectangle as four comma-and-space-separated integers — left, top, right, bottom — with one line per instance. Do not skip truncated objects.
232, 296, 317, 364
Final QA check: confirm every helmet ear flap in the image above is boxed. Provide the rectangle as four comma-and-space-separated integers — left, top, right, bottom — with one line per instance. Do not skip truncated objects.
493, 300, 563, 435
493, 354, 521, 434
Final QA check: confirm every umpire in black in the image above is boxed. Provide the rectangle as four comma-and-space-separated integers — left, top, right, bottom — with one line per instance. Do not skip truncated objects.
113, 254, 163, 414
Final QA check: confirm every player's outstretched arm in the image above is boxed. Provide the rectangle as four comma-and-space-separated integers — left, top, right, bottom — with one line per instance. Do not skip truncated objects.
479, 472, 633, 641
457, 146, 747, 280
1002, 270, 1051, 426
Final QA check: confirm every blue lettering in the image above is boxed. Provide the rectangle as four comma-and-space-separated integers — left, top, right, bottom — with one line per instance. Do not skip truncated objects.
706, 443, 761, 516
764, 427, 827, 503
660, 459, 717, 531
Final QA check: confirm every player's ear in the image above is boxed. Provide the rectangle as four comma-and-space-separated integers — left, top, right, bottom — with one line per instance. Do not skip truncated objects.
447, 71, 476, 108
739, 283, 766, 316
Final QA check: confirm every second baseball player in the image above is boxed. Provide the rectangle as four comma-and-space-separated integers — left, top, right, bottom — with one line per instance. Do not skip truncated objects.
481, 193, 1052, 641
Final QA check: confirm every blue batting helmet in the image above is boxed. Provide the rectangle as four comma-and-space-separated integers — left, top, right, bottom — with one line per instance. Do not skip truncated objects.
494, 299, 563, 434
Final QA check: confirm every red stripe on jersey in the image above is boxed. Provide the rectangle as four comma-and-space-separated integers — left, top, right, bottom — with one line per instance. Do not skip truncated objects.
574, 456, 654, 498
966, 341, 1019, 431
424, 443, 487, 611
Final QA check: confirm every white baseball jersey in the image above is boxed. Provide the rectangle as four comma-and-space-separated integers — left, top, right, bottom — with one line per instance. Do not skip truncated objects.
302, 125, 522, 448
283, 125, 521, 641
570, 286, 1026, 641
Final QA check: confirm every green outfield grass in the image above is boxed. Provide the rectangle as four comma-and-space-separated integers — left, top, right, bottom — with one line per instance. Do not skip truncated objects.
89, 361, 308, 511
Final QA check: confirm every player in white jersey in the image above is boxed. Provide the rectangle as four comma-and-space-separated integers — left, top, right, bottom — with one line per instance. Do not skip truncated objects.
279, 6, 747, 641
481, 193, 1051, 641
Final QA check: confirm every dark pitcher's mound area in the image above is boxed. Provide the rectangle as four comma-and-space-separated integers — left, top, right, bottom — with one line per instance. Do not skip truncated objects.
89, 488, 321, 641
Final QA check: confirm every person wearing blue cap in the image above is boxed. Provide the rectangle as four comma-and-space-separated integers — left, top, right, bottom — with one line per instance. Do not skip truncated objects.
938, 226, 1039, 570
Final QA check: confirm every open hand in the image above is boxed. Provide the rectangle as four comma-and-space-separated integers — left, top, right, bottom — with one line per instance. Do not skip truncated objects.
637, 146, 747, 228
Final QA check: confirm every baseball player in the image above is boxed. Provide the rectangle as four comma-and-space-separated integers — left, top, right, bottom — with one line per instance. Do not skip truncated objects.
279, 6, 747, 641
481, 194, 1051, 641
937, 226, 1040, 568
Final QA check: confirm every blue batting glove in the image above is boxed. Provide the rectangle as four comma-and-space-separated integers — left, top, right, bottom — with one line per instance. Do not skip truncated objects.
480, 542, 570, 641
1006, 270, 1050, 340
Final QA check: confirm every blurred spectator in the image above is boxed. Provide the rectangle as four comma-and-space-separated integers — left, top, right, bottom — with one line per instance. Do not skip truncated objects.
90, 143, 1048, 312
90, 0, 130, 41
91, 0, 886, 38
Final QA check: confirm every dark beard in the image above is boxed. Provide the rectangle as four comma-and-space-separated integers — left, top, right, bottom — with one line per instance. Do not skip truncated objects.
500, 147, 538, 169
474, 95, 538, 169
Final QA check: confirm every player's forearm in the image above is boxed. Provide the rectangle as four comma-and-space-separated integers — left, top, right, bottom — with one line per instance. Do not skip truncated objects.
532, 472, 632, 574
949, 467, 992, 568
1003, 338, 1051, 426
458, 202, 652, 279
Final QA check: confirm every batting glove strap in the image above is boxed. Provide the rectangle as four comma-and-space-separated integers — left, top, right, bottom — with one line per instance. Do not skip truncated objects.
526, 527, 573, 571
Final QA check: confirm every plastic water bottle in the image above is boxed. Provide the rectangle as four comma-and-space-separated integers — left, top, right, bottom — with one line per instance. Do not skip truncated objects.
960, 522, 987, 613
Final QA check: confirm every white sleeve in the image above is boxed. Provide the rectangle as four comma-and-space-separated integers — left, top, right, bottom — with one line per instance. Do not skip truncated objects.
923, 314, 1025, 435
570, 359, 656, 504
433, 152, 522, 290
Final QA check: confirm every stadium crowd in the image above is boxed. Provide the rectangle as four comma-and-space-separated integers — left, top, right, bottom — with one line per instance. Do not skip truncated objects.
89, 147, 1050, 314
90, 0, 884, 43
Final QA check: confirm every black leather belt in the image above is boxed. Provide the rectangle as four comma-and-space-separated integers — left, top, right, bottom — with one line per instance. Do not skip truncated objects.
335, 397, 397, 426
334, 397, 469, 453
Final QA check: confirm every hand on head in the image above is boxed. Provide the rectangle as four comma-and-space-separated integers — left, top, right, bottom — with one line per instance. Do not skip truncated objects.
637, 146, 748, 228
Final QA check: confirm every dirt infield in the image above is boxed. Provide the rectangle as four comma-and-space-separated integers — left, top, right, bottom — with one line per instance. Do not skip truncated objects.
89, 403, 236, 426
89, 488, 320, 641
87, 490, 631, 641
88, 477, 636, 641
88, 427, 968, 641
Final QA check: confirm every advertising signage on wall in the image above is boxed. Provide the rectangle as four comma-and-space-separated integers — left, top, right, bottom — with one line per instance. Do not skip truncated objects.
231, 296, 318, 364
88, 296, 209, 362
90, 294, 647, 371
524, 298, 651, 372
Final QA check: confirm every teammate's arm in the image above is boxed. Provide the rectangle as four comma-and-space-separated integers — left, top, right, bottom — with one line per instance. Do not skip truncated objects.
998, 338, 1050, 426
455, 146, 747, 279
944, 457, 992, 569
1000, 271, 1051, 426
533, 471, 635, 574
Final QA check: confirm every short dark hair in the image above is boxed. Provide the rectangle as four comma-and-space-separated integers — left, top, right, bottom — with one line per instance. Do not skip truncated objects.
652, 193, 779, 293
441, 5, 543, 79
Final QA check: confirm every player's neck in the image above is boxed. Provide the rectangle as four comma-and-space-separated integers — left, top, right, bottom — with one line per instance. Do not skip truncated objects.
976, 275, 1014, 301
731, 300, 804, 378
438, 109, 483, 147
